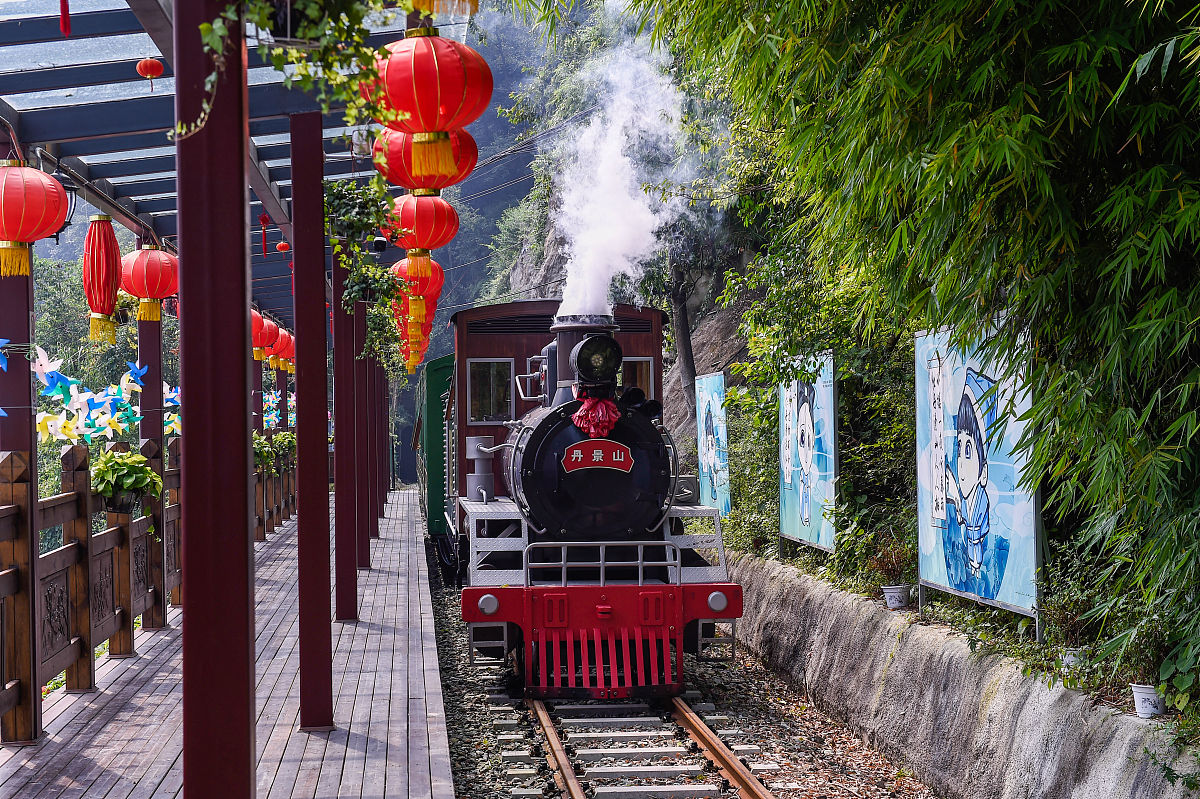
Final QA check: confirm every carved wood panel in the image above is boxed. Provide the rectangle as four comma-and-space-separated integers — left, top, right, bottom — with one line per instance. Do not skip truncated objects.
40, 572, 70, 656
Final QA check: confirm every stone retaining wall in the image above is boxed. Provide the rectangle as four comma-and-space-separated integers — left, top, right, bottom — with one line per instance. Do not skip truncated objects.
728, 553, 1196, 799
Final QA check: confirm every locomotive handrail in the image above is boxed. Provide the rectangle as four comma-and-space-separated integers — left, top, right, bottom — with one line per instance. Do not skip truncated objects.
650, 426, 680, 534
522, 540, 683, 587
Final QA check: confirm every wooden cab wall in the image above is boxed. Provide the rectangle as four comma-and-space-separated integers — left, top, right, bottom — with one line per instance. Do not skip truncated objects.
449, 299, 666, 505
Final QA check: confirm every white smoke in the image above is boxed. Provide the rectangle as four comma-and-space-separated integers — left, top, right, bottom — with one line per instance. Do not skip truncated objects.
554, 34, 686, 317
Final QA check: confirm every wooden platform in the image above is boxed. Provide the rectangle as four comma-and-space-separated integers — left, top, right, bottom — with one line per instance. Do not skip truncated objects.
0, 489, 454, 799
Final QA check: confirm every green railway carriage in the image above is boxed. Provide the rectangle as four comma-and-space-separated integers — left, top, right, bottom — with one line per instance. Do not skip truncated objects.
414, 353, 455, 543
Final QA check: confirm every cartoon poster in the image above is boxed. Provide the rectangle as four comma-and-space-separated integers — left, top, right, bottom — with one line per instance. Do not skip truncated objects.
695, 372, 731, 516
779, 353, 837, 550
915, 330, 1038, 613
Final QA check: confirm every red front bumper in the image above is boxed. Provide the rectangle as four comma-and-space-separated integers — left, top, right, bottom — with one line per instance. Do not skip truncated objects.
463, 583, 742, 698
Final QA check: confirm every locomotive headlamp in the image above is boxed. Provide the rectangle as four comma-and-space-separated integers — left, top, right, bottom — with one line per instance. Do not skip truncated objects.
570, 334, 623, 384
478, 593, 500, 615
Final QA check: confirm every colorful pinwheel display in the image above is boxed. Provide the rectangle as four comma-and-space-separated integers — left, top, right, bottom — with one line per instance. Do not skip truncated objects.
27, 350, 182, 443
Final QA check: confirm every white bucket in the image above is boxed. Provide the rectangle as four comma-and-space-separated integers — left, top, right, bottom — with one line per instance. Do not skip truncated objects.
1061, 648, 1082, 668
1130, 684, 1166, 719
882, 584, 911, 610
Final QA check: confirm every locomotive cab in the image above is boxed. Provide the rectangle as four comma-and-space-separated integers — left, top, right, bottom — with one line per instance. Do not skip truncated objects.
443, 301, 742, 699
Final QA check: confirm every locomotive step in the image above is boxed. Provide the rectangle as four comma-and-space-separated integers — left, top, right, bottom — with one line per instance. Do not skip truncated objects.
573, 745, 688, 761
565, 729, 677, 743
581, 764, 705, 779
550, 702, 652, 716
591, 785, 720, 798
558, 716, 666, 728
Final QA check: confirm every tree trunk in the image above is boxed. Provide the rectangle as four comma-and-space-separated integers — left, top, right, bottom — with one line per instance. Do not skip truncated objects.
669, 254, 697, 427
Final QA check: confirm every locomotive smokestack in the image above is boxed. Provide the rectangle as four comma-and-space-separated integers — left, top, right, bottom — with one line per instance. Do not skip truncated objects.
550, 314, 618, 405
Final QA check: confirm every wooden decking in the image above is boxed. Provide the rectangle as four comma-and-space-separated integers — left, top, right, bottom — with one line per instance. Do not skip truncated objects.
0, 489, 454, 799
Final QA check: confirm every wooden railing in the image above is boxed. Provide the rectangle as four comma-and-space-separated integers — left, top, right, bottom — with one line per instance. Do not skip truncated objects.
0, 439, 183, 743
254, 453, 297, 542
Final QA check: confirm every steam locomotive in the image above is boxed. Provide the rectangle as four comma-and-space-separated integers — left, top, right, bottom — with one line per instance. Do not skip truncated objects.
415, 300, 742, 698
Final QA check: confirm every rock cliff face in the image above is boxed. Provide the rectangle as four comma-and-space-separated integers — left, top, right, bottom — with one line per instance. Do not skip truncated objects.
661, 296, 749, 447
505, 195, 568, 300
730, 553, 1197, 799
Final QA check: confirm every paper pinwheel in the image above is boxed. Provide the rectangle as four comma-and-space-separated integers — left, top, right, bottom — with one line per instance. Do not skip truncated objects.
0, 338, 9, 372
32, 346, 63, 386
125, 362, 149, 387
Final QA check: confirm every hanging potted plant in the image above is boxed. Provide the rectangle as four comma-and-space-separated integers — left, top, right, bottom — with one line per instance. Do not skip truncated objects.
91, 450, 164, 514
273, 431, 297, 461
871, 527, 917, 610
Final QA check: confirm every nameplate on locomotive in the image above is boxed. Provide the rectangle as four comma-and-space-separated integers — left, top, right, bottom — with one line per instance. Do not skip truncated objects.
561, 439, 635, 474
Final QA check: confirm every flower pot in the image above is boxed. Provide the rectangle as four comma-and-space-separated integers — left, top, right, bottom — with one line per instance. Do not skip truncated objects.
882, 584, 912, 610
1061, 647, 1083, 668
1130, 683, 1166, 719
104, 490, 138, 515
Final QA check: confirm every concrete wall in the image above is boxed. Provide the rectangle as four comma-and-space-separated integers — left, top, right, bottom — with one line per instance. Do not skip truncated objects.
728, 553, 1197, 799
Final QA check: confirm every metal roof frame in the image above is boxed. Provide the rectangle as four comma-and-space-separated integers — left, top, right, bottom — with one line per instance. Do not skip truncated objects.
0, 1, 407, 329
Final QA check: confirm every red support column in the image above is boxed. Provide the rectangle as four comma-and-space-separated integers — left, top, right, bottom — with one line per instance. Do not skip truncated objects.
331, 253, 359, 619
252, 356, 263, 433
366, 357, 379, 539
0, 251, 40, 744
353, 308, 372, 564
275, 367, 287, 431
138, 319, 167, 629
378, 364, 388, 511
290, 111, 334, 730
174, 2, 255, 795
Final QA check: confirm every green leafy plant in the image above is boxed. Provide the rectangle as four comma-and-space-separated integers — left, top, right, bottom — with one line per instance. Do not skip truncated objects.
272, 431, 297, 459
91, 450, 163, 500
867, 525, 916, 587
252, 431, 278, 474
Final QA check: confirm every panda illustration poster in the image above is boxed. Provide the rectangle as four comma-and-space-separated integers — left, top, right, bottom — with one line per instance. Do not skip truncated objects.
915, 331, 1038, 613
779, 353, 836, 550
694, 372, 731, 516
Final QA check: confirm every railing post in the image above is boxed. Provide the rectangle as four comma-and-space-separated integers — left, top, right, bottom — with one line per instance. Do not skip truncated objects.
0, 451, 38, 743
166, 436, 182, 604
60, 446, 94, 692
254, 470, 266, 543
105, 442, 135, 659
140, 439, 167, 629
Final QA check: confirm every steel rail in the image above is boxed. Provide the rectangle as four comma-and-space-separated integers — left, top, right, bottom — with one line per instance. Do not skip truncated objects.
529, 699, 589, 799
670, 696, 777, 799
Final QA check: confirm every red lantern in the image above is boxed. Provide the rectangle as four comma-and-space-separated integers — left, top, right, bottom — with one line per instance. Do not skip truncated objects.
81, 215, 121, 344
257, 318, 280, 363
0, 160, 69, 278
373, 129, 478, 190
267, 330, 291, 369
381, 194, 457, 278
276, 240, 290, 253
392, 255, 445, 300
120, 245, 178, 321
136, 58, 164, 91
251, 309, 265, 359
368, 29, 493, 177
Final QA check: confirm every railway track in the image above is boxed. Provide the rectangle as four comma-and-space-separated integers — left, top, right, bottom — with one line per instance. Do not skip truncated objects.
525, 695, 777, 799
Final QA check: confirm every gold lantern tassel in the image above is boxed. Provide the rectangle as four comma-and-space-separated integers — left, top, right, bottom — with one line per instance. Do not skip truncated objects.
89, 313, 117, 345
412, 0, 480, 16
137, 298, 162, 322
406, 248, 431, 279
410, 132, 456, 177
268, 355, 280, 369
409, 296, 426, 324
0, 242, 30, 278
253, 347, 265, 361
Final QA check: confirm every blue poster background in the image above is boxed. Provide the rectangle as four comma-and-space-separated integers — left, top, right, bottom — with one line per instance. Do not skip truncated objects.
695, 372, 731, 516
779, 353, 836, 550
915, 331, 1038, 612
